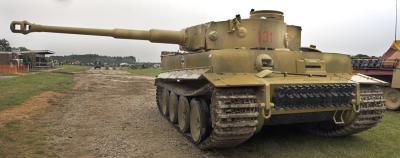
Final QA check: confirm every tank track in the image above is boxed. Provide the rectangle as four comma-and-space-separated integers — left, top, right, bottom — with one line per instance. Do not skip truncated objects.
156, 86, 260, 149
156, 86, 162, 113
303, 86, 386, 137
198, 88, 259, 149
272, 83, 355, 109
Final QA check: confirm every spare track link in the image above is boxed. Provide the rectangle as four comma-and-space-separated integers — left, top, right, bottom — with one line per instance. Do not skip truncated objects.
198, 88, 260, 149
305, 86, 386, 137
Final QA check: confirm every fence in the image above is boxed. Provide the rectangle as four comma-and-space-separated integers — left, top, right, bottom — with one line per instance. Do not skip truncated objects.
0, 64, 28, 74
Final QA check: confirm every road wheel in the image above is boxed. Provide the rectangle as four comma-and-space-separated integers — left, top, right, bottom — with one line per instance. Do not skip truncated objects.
160, 89, 169, 116
169, 92, 179, 123
190, 98, 210, 144
178, 96, 190, 133
384, 88, 400, 110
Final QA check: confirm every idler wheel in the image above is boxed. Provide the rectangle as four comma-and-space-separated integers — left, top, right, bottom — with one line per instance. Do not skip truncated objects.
168, 92, 179, 123
160, 89, 170, 116
178, 96, 190, 132
384, 88, 400, 110
189, 98, 210, 143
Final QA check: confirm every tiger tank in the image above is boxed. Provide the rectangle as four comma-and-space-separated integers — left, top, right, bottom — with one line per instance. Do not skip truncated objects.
10, 9, 387, 149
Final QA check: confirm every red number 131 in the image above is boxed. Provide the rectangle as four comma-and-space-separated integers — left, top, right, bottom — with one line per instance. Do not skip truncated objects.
258, 31, 273, 45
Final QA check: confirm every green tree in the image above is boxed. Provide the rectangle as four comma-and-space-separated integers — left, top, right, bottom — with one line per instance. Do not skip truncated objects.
354, 54, 370, 58
17, 47, 29, 51
0, 38, 11, 51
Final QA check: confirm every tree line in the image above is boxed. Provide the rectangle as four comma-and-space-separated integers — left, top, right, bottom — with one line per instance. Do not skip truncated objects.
0, 38, 29, 51
49, 54, 136, 65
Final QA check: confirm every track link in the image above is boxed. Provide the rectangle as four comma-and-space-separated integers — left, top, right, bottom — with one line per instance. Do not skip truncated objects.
156, 86, 163, 113
198, 88, 259, 149
304, 86, 386, 137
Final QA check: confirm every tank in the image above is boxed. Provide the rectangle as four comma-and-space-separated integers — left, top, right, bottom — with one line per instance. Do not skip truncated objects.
352, 41, 400, 110
10, 9, 387, 149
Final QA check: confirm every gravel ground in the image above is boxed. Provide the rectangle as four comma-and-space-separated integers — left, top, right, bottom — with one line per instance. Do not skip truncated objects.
38, 69, 289, 158
42, 69, 217, 158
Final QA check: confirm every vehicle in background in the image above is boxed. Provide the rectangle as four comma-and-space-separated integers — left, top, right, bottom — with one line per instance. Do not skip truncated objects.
352, 40, 400, 110
94, 61, 103, 69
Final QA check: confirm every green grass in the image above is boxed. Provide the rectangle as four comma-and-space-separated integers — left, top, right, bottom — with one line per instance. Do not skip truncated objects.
125, 67, 161, 76
54, 65, 89, 74
1, 111, 399, 158
0, 118, 57, 157
0, 65, 89, 111
208, 111, 400, 158
0, 65, 88, 157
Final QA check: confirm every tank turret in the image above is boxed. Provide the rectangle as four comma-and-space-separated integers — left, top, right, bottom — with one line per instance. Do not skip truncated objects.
11, 10, 301, 51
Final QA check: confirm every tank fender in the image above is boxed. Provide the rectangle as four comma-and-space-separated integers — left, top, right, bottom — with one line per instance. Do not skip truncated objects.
157, 68, 209, 80
350, 73, 388, 85
202, 73, 264, 87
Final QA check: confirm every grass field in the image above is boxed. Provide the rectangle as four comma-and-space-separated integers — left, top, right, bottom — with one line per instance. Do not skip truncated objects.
0, 111, 399, 158
125, 67, 161, 76
54, 65, 89, 74
0, 119, 57, 157
0, 72, 17, 76
213, 111, 400, 158
0, 65, 89, 111
0, 65, 88, 157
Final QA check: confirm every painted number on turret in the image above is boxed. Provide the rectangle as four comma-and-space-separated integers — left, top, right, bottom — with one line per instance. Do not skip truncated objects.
258, 31, 273, 45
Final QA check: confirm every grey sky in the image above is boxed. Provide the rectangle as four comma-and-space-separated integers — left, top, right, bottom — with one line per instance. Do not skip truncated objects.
0, 0, 396, 62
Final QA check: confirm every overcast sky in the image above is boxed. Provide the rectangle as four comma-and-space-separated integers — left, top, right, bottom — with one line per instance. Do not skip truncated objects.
0, 0, 396, 62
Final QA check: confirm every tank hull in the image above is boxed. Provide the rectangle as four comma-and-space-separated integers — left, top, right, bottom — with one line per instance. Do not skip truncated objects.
155, 49, 386, 149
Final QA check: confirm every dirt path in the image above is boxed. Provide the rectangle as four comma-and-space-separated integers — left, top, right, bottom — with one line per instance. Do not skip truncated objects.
0, 91, 63, 127
0, 76, 16, 80
42, 69, 213, 158
38, 69, 336, 158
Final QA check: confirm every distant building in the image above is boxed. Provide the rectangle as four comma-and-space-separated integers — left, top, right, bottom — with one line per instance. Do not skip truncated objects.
0, 52, 23, 66
0, 52, 26, 73
119, 63, 130, 67
0, 50, 56, 73
0, 52, 13, 64
153, 63, 161, 68
71, 60, 81, 65
20, 50, 55, 70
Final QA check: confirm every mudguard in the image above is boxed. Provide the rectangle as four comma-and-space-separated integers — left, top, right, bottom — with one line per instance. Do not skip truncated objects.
203, 73, 264, 87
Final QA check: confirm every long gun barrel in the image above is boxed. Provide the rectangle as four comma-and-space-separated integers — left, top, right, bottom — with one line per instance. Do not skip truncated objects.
10, 21, 185, 44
